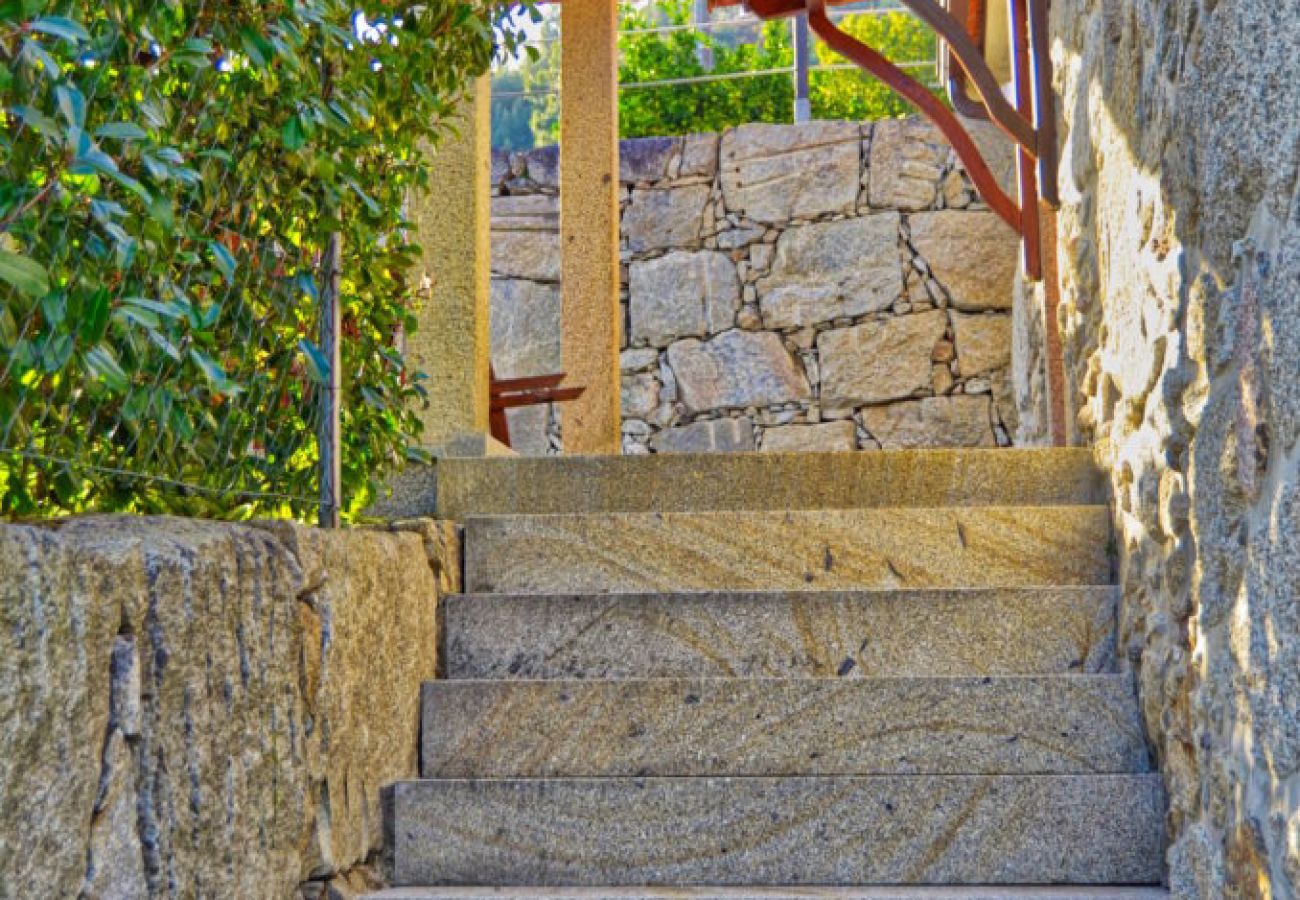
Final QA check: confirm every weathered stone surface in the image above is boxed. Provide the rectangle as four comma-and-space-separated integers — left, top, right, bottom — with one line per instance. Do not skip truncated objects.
423, 676, 1149, 777
818, 310, 948, 406
649, 417, 755, 454
622, 185, 710, 252
491, 193, 560, 231
444, 586, 1119, 679
619, 348, 660, 373
434, 448, 1107, 517
679, 133, 720, 178
950, 311, 1011, 376
756, 215, 903, 329
761, 421, 857, 452
490, 279, 560, 378
521, 144, 560, 188
620, 373, 660, 419
868, 118, 948, 210
464, 505, 1113, 593
620, 136, 680, 183
366, 888, 1172, 899
667, 331, 810, 412
861, 397, 997, 450
629, 251, 738, 347
504, 403, 551, 456
720, 121, 860, 224
491, 230, 560, 282
0, 517, 450, 898
393, 775, 1166, 885
908, 212, 1017, 311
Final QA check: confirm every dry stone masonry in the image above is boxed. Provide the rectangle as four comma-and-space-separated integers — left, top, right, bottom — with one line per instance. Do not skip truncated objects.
488, 117, 1019, 455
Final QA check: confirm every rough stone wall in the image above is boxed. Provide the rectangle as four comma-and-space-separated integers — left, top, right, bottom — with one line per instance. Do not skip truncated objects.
489, 118, 1021, 454
0, 516, 457, 900
1048, 0, 1299, 895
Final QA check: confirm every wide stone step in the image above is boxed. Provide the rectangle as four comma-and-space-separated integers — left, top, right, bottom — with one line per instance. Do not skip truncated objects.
430, 449, 1105, 519
366, 888, 1172, 899
391, 775, 1166, 886
443, 587, 1119, 679
421, 676, 1149, 778
464, 507, 1112, 594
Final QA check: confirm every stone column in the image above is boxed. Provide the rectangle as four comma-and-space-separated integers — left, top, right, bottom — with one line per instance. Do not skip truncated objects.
560, 0, 622, 454
407, 75, 492, 451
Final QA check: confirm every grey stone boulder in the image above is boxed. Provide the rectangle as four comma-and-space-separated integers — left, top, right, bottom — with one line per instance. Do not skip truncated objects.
629, 251, 739, 347
667, 330, 811, 412
720, 121, 860, 224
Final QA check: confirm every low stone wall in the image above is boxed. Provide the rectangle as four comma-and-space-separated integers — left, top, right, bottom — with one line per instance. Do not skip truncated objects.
0, 516, 457, 899
1046, 0, 1300, 894
489, 117, 1021, 454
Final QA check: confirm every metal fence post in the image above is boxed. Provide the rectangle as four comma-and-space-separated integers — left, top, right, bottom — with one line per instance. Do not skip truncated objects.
792, 13, 811, 122
318, 232, 342, 528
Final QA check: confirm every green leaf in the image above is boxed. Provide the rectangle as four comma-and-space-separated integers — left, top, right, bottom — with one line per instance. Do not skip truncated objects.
55, 84, 85, 127
189, 348, 240, 394
298, 338, 330, 383
79, 288, 111, 342
12, 105, 62, 140
123, 296, 184, 320
29, 16, 90, 43
281, 115, 306, 151
112, 305, 160, 329
209, 242, 236, 282
95, 122, 148, 141
0, 249, 51, 297
83, 345, 129, 390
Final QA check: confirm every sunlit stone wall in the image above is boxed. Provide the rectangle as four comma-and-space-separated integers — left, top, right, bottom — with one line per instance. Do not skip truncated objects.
488, 117, 1021, 454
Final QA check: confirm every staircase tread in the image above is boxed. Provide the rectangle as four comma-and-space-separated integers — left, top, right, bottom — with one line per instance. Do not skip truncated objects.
364, 888, 1171, 899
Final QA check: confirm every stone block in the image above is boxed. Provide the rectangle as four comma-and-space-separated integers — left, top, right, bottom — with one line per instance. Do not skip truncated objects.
909, 211, 1018, 311
464, 505, 1115, 593
620, 373, 661, 419
422, 675, 1150, 777
504, 404, 551, 456
620, 136, 681, 183
667, 330, 811, 412
760, 420, 857, 452
951, 311, 1012, 376
490, 193, 560, 231
490, 230, 560, 282
867, 118, 948, 210
756, 215, 903, 329
629, 251, 739, 347
622, 184, 710, 252
393, 775, 1166, 885
818, 310, 948, 405
521, 144, 560, 188
443, 586, 1120, 679
860, 396, 997, 449
649, 417, 755, 454
619, 348, 660, 373
433, 448, 1107, 517
490, 279, 560, 378
679, 132, 720, 178
720, 121, 860, 224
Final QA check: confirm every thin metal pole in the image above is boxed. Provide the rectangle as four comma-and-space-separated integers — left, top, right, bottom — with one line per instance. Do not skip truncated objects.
318, 232, 342, 528
792, 12, 811, 122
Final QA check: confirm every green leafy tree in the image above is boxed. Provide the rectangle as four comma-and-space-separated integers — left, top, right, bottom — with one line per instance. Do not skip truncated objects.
490, 68, 537, 151
0, 0, 531, 519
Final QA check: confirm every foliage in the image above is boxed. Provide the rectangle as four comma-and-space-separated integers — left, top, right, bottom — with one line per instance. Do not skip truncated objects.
493, 0, 938, 148
0, 0, 530, 519
490, 68, 536, 151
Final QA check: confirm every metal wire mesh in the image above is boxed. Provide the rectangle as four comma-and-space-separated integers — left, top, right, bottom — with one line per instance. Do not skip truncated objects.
1, 8, 335, 519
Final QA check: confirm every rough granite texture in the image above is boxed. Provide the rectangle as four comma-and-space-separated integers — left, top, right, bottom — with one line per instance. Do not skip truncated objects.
420, 676, 1150, 777
1007, 0, 1300, 894
431, 448, 1106, 518
366, 889, 1172, 900
488, 118, 1018, 455
464, 506, 1113, 594
392, 775, 1166, 886
442, 587, 1119, 680
0, 516, 456, 900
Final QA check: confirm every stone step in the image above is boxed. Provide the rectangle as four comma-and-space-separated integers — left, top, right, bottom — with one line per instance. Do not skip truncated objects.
391, 775, 1166, 886
365, 888, 1172, 899
464, 507, 1113, 594
443, 586, 1119, 679
428, 449, 1105, 519
420, 676, 1149, 778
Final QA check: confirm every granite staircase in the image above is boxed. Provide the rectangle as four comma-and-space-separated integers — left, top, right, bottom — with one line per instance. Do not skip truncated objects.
368, 449, 1168, 900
